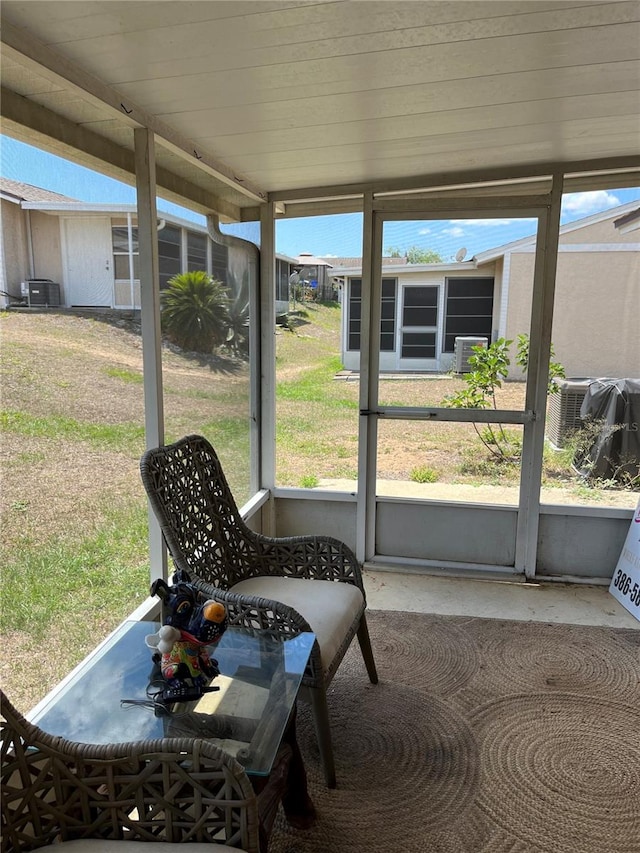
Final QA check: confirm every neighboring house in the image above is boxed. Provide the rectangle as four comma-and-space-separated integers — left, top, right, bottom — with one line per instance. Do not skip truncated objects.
328, 202, 639, 379
292, 253, 334, 301
0, 178, 296, 313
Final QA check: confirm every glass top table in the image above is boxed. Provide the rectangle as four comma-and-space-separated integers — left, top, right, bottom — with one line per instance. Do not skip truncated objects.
28, 620, 315, 777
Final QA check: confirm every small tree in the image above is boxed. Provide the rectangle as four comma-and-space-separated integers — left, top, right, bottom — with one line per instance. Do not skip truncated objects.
161, 270, 230, 353
443, 335, 565, 462
406, 246, 444, 264
515, 333, 566, 393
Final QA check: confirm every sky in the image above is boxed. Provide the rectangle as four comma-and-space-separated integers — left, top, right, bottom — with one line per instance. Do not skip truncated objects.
2, 135, 639, 261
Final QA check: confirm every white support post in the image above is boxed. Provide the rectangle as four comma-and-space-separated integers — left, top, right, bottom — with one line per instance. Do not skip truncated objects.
356, 193, 383, 563
134, 126, 166, 582
259, 202, 277, 534
516, 173, 564, 578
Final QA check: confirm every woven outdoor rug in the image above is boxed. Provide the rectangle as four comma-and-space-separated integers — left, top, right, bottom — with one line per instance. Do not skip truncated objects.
270, 610, 640, 853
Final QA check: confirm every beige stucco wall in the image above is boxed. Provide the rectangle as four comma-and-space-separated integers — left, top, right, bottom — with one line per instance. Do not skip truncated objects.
30, 211, 64, 300
551, 250, 639, 377
1, 200, 30, 297
503, 247, 639, 380
558, 216, 639, 245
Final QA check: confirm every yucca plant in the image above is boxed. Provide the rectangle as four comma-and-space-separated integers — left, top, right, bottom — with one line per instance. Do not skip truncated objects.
161, 271, 230, 353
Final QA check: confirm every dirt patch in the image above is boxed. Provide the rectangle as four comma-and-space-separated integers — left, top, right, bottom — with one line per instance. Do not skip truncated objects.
1, 432, 142, 547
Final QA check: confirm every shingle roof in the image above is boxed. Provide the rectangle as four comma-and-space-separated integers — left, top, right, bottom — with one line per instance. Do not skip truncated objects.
0, 177, 78, 203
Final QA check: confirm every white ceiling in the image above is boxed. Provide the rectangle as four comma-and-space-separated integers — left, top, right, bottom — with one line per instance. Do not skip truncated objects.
1, 0, 639, 220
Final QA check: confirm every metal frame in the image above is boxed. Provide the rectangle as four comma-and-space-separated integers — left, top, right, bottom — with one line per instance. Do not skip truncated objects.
135, 127, 166, 582
354, 193, 559, 576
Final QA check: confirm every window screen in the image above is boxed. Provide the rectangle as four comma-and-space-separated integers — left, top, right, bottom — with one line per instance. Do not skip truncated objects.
158, 225, 181, 289
276, 258, 290, 302
444, 278, 494, 352
187, 231, 207, 272
348, 278, 396, 351
211, 242, 229, 285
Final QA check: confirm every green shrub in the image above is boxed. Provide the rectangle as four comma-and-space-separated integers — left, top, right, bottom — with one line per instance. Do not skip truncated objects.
410, 466, 438, 484
299, 474, 319, 488
161, 271, 230, 352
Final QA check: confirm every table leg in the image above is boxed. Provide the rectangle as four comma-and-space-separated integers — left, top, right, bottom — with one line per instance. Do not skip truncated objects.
280, 704, 316, 830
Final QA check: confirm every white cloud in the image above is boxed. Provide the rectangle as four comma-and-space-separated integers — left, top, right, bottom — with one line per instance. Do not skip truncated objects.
561, 191, 620, 215
443, 226, 465, 237
418, 227, 431, 235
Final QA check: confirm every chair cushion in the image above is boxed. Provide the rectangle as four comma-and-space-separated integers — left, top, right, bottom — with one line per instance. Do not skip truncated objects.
52, 841, 243, 852
230, 577, 364, 673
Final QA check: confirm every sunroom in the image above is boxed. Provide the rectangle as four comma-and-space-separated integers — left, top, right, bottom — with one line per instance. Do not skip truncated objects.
4, 0, 638, 584
1, 1, 639, 849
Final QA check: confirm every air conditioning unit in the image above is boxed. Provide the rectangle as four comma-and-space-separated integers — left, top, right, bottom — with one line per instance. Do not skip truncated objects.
20, 279, 61, 308
454, 336, 488, 373
546, 378, 593, 449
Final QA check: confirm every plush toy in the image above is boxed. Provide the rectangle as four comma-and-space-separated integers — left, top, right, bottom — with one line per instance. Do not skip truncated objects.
145, 571, 227, 703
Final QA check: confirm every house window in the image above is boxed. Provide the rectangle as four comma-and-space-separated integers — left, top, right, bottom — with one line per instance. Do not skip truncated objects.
403, 286, 437, 327
187, 231, 207, 272
443, 278, 494, 352
348, 278, 396, 351
112, 226, 139, 280
158, 224, 181, 289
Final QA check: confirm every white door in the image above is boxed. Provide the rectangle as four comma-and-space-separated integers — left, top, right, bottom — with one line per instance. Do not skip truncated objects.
63, 218, 113, 307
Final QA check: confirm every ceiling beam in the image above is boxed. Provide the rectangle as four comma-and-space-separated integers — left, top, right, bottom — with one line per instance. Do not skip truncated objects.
1, 20, 267, 205
1, 87, 242, 221
269, 156, 640, 204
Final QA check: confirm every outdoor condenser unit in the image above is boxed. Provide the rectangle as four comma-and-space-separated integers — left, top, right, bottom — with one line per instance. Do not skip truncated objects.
546, 378, 593, 449
20, 279, 61, 308
454, 336, 488, 373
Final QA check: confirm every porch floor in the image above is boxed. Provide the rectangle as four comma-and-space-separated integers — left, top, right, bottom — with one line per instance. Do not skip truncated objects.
363, 570, 639, 629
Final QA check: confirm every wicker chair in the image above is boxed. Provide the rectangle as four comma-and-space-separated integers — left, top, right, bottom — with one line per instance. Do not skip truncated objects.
140, 434, 378, 788
1, 690, 290, 853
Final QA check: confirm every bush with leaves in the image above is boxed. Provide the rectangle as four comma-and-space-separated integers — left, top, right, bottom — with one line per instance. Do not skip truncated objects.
443, 335, 565, 463
161, 271, 230, 353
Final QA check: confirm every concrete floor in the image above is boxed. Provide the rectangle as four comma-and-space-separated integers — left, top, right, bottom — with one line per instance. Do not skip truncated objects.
363, 570, 640, 629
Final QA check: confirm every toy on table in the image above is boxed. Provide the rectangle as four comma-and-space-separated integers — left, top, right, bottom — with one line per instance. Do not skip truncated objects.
145, 570, 227, 704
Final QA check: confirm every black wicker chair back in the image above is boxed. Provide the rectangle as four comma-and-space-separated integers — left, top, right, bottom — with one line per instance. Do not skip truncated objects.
140, 434, 378, 788
140, 434, 261, 587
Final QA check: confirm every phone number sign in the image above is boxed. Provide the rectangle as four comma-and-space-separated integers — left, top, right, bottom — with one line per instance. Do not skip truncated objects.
609, 499, 640, 622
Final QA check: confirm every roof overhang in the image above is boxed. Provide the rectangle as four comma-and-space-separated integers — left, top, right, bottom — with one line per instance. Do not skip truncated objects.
1, 1, 639, 221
